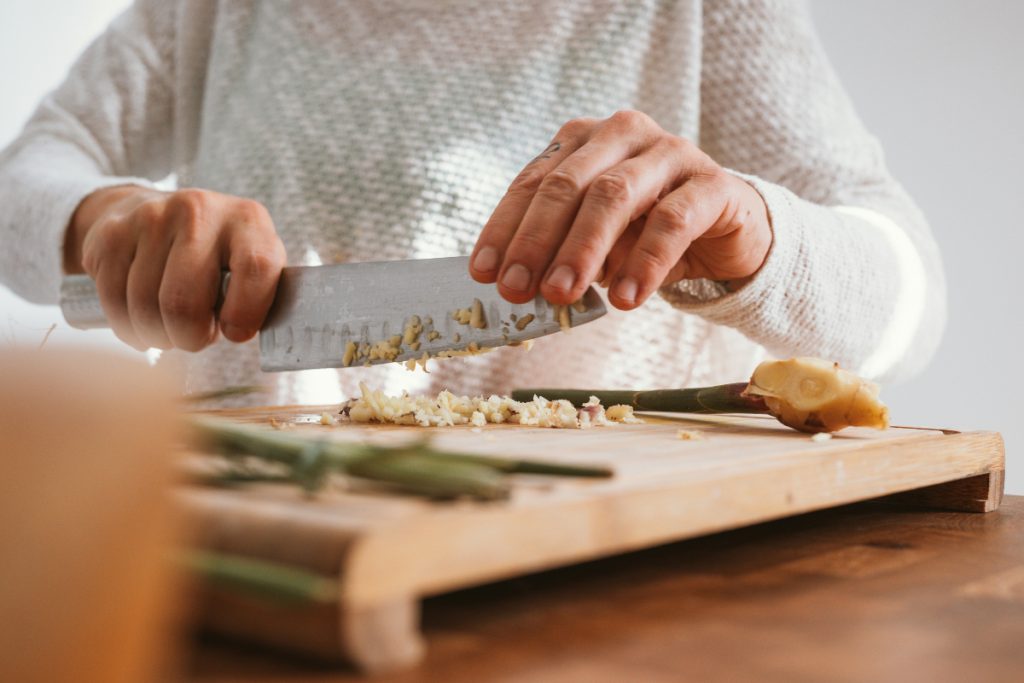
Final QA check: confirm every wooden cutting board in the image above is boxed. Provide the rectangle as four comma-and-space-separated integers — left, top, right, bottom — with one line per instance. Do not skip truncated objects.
182, 405, 1005, 674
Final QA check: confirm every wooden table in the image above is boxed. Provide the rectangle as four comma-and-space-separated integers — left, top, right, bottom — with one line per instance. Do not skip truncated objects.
188, 495, 1024, 682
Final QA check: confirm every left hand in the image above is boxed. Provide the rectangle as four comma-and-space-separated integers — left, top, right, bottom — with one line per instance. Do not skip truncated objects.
469, 110, 772, 310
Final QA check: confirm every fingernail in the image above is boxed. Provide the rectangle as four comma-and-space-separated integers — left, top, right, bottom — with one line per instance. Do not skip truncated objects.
613, 277, 638, 303
473, 246, 499, 272
594, 265, 606, 284
545, 264, 576, 292
501, 263, 531, 292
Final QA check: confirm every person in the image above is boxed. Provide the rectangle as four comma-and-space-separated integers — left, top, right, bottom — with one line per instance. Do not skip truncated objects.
0, 0, 945, 405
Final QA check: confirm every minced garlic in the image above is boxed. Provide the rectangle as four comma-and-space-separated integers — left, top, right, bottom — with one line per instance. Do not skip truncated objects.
554, 305, 571, 332
469, 298, 487, 329
338, 384, 643, 429
514, 313, 535, 331
605, 404, 642, 423
402, 315, 423, 345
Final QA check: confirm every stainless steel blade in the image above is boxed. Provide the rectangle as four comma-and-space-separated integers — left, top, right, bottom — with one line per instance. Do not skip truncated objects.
258, 256, 606, 372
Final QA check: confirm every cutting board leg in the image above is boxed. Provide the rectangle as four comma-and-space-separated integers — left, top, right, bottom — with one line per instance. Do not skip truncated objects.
880, 470, 1005, 513
339, 596, 424, 674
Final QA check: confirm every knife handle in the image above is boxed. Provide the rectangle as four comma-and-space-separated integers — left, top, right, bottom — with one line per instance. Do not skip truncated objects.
60, 272, 231, 330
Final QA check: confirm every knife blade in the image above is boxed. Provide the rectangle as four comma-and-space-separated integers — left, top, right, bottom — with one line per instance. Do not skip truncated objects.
60, 256, 608, 372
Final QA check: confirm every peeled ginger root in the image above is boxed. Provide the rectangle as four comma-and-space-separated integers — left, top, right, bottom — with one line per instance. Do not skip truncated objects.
742, 357, 889, 433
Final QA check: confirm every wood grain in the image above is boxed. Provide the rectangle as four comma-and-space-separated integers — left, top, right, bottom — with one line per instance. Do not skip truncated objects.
188, 497, 1024, 683
182, 404, 1006, 672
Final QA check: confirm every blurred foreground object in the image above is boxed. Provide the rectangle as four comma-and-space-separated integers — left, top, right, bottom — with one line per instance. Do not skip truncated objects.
0, 349, 183, 683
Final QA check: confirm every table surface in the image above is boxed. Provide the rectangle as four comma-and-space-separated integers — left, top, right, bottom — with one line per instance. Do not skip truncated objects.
187, 495, 1024, 683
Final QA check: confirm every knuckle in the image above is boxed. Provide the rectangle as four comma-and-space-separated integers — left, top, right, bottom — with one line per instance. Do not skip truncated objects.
650, 201, 694, 233
558, 117, 594, 139
704, 164, 729, 186
609, 109, 651, 131
132, 199, 166, 226
661, 135, 693, 157
508, 169, 545, 195
560, 236, 606, 270
170, 188, 207, 210
632, 242, 669, 272
588, 172, 633, 207
167, 188, 209, 225
233, 198, 271, 225
81, 228, 123, 273
159, 286, 202, 321
234, 248, 281, 281
537, 169, 583, 202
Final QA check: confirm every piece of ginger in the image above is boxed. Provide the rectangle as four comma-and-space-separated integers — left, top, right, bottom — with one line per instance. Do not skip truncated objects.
743, 357, 889, 433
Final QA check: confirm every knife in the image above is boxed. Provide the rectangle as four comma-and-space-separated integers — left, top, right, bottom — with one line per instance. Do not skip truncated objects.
60, 256, 607, 372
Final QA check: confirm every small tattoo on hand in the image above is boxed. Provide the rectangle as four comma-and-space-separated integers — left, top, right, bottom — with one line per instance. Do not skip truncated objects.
528, 142, 561, 165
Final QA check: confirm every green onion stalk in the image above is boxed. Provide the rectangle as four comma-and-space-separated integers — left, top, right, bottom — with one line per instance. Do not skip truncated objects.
511, 383, 766, 415
188, 417, 611, 501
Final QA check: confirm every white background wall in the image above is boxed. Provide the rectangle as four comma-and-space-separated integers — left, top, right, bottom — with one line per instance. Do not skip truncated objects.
2, 1, 1021, 490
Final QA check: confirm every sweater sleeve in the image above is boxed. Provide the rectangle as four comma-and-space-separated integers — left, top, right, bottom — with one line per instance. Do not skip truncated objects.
659, 0, 947, 383
0, 0, 176, 304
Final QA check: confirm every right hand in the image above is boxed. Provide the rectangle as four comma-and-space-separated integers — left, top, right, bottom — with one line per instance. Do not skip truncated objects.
63, 186, 287, 351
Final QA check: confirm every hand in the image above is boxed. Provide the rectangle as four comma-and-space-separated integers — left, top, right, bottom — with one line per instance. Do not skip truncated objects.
64, 186, 286, 351
469, 110, 772, 309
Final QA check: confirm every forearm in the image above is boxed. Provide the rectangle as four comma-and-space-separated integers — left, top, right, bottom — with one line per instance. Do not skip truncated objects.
0, 0, 177, 303
0, 137, 156, 303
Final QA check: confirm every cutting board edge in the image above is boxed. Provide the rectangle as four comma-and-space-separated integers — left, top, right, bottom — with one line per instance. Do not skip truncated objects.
339, 428, 1004, 606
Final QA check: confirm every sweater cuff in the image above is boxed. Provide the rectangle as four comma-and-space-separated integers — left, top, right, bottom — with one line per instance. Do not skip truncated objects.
13, 173, 155, 304
657, 171, 803, 325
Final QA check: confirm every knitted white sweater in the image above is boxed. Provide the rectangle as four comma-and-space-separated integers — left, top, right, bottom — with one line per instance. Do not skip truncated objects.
0, 0, 945, 405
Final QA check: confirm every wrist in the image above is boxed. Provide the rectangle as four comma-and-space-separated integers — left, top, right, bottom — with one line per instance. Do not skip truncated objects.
63, 185, 156, 274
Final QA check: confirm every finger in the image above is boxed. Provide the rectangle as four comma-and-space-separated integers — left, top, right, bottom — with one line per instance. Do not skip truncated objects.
148, 189, 218, 351
159, 232, 221, 352
495, 127, 649, 303
218, 204, 286, 342
81, 217, 145, 350
600, 217, 645, 288
94, 257, 145, 351
498, 112, 667, 303
126, 213, 175, 350
539, 139, 684, 304
610, 172, 726, 310
469, 120, 594, 283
